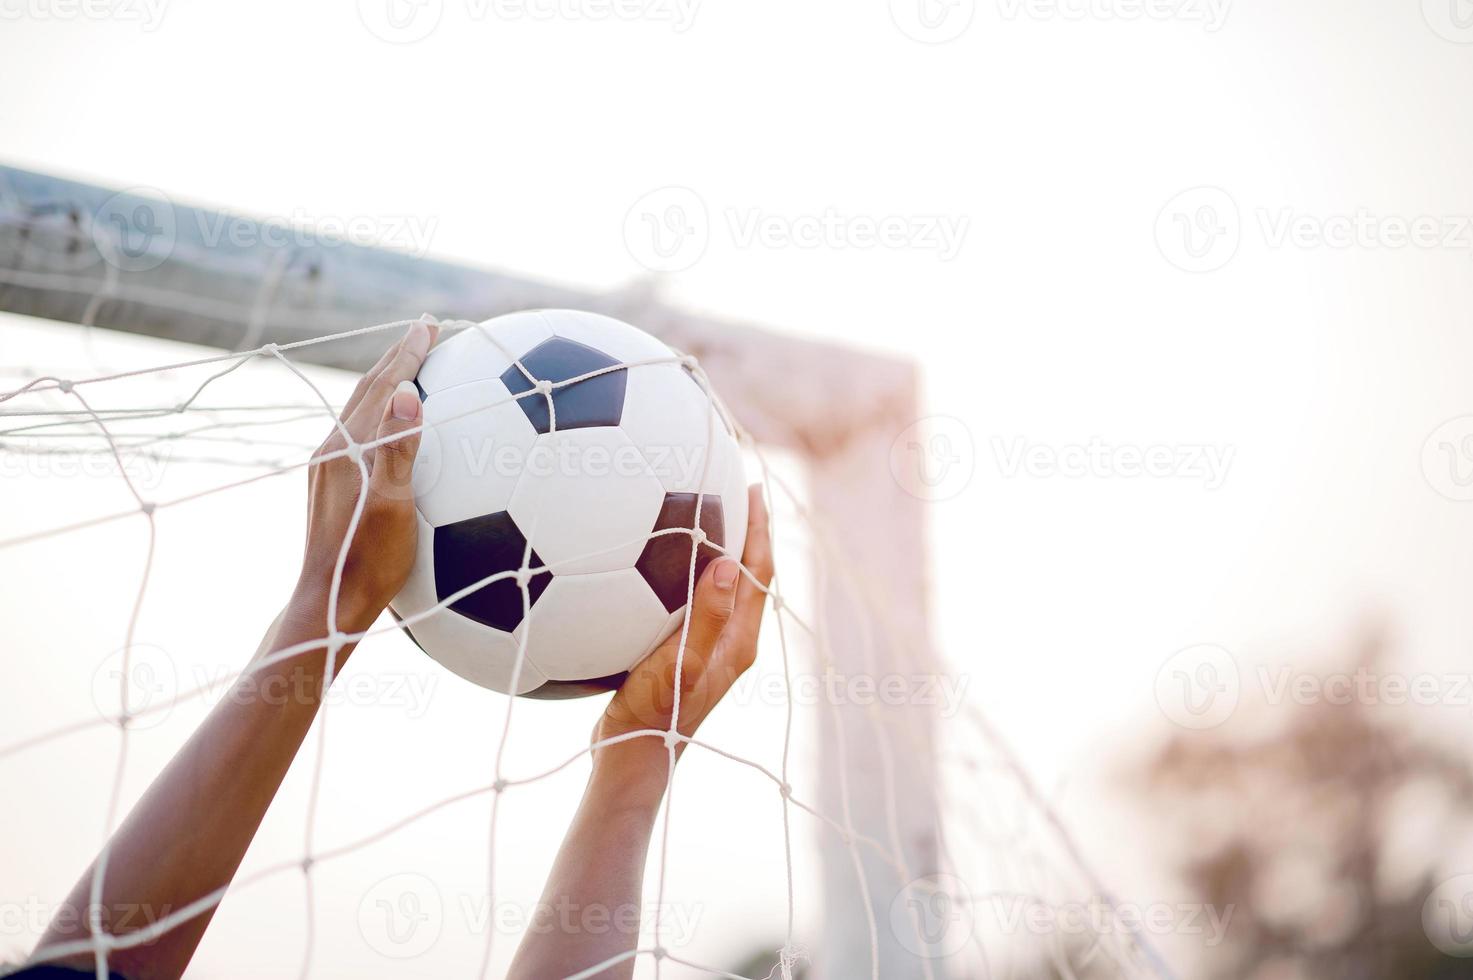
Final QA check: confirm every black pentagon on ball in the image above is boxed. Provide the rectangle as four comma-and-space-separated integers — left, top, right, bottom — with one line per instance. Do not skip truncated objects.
500, 337, 627, 434
636, 493, 726, 614
433, 511, 551, 632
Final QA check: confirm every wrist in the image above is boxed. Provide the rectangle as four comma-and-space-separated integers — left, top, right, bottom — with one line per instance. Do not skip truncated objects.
288, 574, 380, 637
588, 741, 669, 815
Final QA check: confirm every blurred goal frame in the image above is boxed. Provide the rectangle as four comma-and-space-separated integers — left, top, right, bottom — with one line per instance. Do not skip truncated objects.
0, 164, 944, 979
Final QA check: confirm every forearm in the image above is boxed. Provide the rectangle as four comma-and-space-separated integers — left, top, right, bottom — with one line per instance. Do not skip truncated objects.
508, 745, 667, 980
35, 590, 359, 980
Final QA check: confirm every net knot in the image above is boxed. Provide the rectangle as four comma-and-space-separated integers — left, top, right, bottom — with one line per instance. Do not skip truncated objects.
651, 946, 667, 961
416, 312, 440, 328
300, 855, 315, 873
679, 354, 699, 370
138, 500, 156, 516
492, 778, 507, 793
533, 379, 554, 397
261, 342, 280, 356
689, 528, 707, 547
328, 631, 348, 651
345, 441, 364, 466
56, 379, 74, 394
116, 711, 133, 730
515, 566, 535, 588
778, 781, 792, 799
662, 731, 681, 750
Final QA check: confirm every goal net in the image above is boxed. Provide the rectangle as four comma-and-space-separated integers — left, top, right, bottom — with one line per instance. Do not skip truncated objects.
0, 166, 1171, 980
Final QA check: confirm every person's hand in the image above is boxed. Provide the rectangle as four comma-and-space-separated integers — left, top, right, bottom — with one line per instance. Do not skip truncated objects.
591, 485, 774, 801
293, 318, 439, 634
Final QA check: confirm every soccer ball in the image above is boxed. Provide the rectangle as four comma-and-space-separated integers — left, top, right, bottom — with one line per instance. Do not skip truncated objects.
389, 310, 748, 698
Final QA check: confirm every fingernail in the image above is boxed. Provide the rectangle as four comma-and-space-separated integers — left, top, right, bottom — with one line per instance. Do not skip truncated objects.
713, 559, 738, 590
392, 380, 421, 421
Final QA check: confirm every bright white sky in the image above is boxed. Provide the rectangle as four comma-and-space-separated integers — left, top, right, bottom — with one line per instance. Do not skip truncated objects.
5, 0, 1473, 976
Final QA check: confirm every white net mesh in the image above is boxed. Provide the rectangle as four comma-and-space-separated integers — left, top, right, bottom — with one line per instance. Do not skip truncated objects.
0, 210, 1174, 980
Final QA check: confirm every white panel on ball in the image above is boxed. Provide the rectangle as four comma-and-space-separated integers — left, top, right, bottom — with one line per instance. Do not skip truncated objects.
507, 426, 666, 576
514, 568, 671, 681
720, 460, 751, 564
641, 607, 686, 660
413, 378, 538, 528
391, 512, 439, 621
417, 311, 553, 396
620, 363, 734, 495
410, 615, 547, 695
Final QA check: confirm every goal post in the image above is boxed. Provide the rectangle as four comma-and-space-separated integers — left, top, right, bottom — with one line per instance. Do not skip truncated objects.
0, 164, 946, 977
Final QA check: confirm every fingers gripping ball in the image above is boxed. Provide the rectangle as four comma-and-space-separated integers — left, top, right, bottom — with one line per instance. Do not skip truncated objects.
389, 310, 748, 698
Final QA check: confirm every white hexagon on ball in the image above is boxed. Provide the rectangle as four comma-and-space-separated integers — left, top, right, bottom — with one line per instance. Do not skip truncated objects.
508, 426, 666, 576
413, 378, 539, 528
515, 569, 671, 681
416, 311, 553, 397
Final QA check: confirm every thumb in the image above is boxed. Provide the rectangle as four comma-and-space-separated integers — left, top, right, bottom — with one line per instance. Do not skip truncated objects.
675, 556, 740, 663
369, 380, 423, 503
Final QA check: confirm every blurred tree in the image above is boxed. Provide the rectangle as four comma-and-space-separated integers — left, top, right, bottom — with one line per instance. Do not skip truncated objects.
1127, 625, 1473, 979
